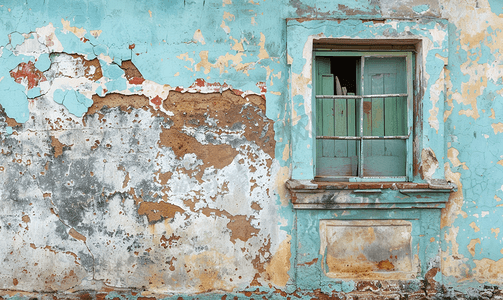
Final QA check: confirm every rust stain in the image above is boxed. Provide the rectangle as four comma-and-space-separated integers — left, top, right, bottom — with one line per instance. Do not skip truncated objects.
160, 234, 181, 249
5, 116, 20, 127
29, 243, 80, 265
158, 128, 238, 169
122, 172, 130, 189
22, 215, 30, 223
321, 222, 414, 279
299, 258, 318, 266
64, 53, 103, 81
162, 90, 275, 158
251, 236, 272, 279
150, 95, 163, 106
51, 135, 72, 158
90, 139, 100, 151
155, 170, 173, 185
69, 228, 87, 242
12, 278, 18, 286
168, 257, 177, 271
120, 60, 144, 84
361, 19, 386, 24
376, 260, 395, 271
424, 267, 439, 294
226, 215, 259, 243
138, 201, 185, 223
9, 61, 47, 89
250, 201, 262, 211
87, 93, 150, 116
363, 100, 372, 115
201, 207, 259, 243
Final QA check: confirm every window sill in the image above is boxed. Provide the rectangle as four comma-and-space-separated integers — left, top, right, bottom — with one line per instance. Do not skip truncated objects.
286, 179, 456, 210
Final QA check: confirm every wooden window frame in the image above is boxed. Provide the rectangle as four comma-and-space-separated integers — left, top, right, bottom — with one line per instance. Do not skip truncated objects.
313, 51, 414, 182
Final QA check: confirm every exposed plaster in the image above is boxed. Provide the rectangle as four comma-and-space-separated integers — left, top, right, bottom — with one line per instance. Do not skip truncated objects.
1, 0, 503, 298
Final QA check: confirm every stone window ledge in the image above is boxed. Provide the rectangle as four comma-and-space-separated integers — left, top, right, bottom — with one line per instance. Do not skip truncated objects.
286, 179, 456, 210
286, 179, 455, 192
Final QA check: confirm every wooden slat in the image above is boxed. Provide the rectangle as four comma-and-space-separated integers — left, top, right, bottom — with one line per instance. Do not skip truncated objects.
333, 98, 347, 157
362, 140, 406, 176
321, 75, 335, 158
317, 157, 357, 176
315, 57, 331, 171
347, 97, 357, 162
371, 74, 385, 157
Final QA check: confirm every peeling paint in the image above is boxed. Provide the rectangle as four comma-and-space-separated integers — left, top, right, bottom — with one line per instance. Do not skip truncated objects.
0, 0, 502, 298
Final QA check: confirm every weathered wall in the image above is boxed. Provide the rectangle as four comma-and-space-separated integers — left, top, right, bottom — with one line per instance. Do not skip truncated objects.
0, 0, 502, 299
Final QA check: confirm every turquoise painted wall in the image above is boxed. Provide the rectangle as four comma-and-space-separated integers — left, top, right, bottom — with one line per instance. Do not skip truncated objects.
0, 0, 502, 298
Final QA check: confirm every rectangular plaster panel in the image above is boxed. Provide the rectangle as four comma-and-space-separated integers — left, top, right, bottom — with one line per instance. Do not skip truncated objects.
320, 220, 416, 279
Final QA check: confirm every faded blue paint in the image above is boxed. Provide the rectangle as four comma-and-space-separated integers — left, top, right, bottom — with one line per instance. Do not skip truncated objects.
95, 85, 104, 97
100, 60, 127, 93
10, 32, 24, 48
27, 87, 41, 98
0, 83, 29, 123
488, 0, 503, 15
412, 4, 430, 14
35, 53, 51, 72
53, 89, 93, 116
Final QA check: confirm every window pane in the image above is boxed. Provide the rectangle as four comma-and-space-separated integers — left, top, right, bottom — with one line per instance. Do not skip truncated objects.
362, 139, 406, 177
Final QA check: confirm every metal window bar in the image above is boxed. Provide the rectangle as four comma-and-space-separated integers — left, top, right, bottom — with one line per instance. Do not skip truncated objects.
315, 94, 409, 140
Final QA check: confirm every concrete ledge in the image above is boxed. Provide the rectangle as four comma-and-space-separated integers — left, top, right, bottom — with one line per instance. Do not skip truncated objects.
286, 179, 455, 210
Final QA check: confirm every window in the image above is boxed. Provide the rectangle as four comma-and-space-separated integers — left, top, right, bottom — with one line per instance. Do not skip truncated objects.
314, 51, 413, 182
286, 19, 450, 183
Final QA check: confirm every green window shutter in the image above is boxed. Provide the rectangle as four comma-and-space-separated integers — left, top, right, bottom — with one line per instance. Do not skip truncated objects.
315, 57, 358, 177
315, 53, 410, 180
362, 57, 407, 177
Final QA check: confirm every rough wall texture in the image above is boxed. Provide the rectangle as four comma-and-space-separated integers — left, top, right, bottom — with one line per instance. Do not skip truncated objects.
0, 0, 503, 299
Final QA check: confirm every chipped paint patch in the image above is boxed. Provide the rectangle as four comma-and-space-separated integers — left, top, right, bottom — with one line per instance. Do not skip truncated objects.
193, 29, 206, 45
491, 122, 503, 134
61, 19, 86, 38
